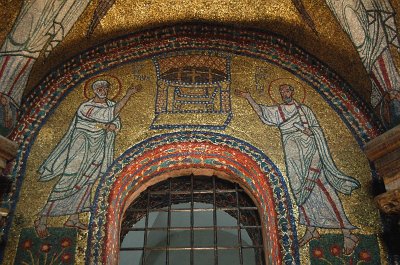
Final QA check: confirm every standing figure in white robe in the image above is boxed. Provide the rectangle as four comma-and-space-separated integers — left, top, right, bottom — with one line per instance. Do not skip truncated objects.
34, 80, 142, 238
237, 85, 361, 255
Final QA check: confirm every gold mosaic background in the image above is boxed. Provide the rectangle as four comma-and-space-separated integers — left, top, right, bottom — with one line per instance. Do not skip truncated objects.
1, 0, 395, 263
2, 57, 383, 264
1, 0, 399, 103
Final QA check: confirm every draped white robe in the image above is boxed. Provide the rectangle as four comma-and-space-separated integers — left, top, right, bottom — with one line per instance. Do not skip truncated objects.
259, 101, 360, 229
38, 99, 120, 216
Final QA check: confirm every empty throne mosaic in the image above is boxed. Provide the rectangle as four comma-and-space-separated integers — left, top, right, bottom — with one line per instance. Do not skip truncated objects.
150, 51, 232, 130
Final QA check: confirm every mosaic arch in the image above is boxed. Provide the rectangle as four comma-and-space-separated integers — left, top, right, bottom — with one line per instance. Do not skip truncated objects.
10, 24, 382, 143
87, 131, 298, 264
3, 24, 383, 264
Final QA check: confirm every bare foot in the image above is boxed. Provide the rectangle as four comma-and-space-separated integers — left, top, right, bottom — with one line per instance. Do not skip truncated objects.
64, 219, 87, 230
34, 219, 49, 238
299, 228, 320, 247
343, 234, 359, 255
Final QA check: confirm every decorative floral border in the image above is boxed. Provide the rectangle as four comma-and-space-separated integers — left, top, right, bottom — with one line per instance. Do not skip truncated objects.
2, 24, 382, 264
14, 228, 77, 265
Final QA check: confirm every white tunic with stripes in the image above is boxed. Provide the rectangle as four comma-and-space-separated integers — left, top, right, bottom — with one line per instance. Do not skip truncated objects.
38, 99, 120, 216
258, 101, 359, 229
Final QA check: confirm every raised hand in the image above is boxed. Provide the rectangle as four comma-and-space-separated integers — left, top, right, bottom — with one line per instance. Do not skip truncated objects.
303, 128, 313, 136
127, 84, 143, 96
389, 90, 400, 101
105, 123, 118, 132
114, 84, 143, 115
234, 89, 251, 98
0, 94, 8, 105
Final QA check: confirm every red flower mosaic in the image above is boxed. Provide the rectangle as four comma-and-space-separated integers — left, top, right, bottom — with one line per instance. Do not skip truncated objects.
40, 243, 52, 253
330, 244, 341, 256
359, 250, 372, 262
60, 238, 72, 248
21, 239, 32, 250
312, 247, 324, 259
61, 253, 72, 263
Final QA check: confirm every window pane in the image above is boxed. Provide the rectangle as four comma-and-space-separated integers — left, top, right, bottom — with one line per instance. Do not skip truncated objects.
217, 229, 238, 247
243, 248, 257, 265
194, 229, 214, 247
146, 230, 167, 247
170, 230, 191, 247
144, 250, 166, 265
170, 250, 190, 264
193, 199, 214, 209
171, 211, 191, 227
128, 211, 146, 229
216, 209, 238, 226
194, 250, 215, 265
241, 228, 263, 246
121, 230, 144, 248
121, 176, 264, 265
148, 211, 168, 228
194, 210, 214, 226
218, 249, 240, 265
119, 250, 142, 265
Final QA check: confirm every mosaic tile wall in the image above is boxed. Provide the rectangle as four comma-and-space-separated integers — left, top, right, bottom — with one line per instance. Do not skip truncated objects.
1, 25, 390, 264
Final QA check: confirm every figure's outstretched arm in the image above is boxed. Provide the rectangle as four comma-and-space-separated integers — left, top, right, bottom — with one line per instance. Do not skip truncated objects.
114, 84, 143, 116
235, 90, 263, 117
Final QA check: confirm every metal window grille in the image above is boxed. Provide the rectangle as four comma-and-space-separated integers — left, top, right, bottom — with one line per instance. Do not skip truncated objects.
120, 175, 265, 265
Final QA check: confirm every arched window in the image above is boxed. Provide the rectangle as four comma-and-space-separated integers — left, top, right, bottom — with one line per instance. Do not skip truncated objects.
119, 175, 265, 265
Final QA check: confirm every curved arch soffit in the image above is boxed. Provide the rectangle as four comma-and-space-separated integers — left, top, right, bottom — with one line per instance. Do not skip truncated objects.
86, 131, 298, 265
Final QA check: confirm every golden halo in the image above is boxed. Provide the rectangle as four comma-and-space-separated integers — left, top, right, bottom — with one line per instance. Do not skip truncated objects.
268, 78, 306, 104
83, 74, 122, 100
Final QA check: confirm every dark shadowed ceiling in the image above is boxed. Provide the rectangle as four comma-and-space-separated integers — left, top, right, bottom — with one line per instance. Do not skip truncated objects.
1, 0, 399, 103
